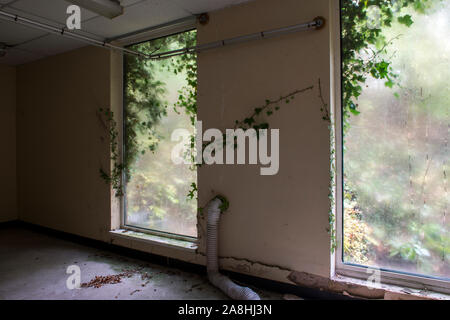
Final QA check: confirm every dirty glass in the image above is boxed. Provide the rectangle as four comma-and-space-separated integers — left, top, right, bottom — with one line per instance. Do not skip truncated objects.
342, 2, 449, 279
124, 31, 197, 238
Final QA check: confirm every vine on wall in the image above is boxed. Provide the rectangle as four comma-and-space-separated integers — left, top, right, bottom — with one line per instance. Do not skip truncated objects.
99, 108, 125, 197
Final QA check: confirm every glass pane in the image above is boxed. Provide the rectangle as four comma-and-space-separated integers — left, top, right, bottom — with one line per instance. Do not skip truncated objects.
124, 31, 197, 238
342, 2, 449, 279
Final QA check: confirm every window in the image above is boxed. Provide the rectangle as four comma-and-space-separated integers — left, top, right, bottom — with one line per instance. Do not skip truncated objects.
123, 30, 197, 239
337, 0, 449, 291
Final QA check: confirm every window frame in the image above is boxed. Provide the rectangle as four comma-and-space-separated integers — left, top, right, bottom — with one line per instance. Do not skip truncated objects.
119, 21, 198, 243
331, 0, 450, 295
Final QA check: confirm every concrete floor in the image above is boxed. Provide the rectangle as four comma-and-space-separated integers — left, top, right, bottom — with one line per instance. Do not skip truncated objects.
0, 227, 283, 300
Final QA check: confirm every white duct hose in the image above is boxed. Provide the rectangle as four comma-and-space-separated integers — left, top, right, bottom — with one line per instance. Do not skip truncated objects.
206, 198, 261, 300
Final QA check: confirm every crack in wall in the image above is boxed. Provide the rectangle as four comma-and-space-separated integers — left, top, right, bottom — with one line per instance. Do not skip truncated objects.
195, 251, 292, 272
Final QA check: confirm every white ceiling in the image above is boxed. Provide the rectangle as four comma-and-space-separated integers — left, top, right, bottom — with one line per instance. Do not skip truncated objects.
0, 0, 251, 65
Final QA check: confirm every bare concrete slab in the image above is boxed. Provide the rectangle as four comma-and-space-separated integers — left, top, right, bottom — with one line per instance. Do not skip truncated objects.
0, 227, 282, 300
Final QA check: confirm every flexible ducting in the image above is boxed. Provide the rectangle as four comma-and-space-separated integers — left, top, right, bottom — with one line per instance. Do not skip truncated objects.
206, 197, 260, 300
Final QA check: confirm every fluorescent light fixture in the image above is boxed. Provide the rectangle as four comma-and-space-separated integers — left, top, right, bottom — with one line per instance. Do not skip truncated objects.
68, 0, 124, 19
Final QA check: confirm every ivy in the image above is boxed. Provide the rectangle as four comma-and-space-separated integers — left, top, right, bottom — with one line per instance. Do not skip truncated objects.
337, 0, 440, 252
98, 31, 197, 197
397, 14, 414, 26
340, 0, 439, 134
124, 31, 197, 181
233, 85, 315, 131
187, 182, 198, 200
98, 108, 125, 197
215, 195, 230, 213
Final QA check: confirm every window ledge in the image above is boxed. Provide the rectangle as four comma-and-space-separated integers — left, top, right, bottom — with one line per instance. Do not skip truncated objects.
110, 229, 198, 252
331, 274, 450, 300
289, 270, 449, 300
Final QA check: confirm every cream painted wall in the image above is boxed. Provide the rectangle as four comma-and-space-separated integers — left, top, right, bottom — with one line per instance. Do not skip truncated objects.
17, 46, 112, 241
196, 0, 332, 278
0, 64, 17, 222
15, 0, 333, 284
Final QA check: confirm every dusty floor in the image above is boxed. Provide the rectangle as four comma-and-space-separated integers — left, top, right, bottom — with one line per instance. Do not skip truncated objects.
0, 227, 283, 300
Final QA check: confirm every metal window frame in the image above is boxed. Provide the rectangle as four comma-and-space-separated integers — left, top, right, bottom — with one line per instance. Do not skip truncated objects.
121, 20, 198, 243
331, 0, 450, 295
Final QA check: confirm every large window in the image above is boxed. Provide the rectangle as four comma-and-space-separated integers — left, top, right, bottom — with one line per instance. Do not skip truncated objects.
339, 0, 449, 286
123, 30, 197, 238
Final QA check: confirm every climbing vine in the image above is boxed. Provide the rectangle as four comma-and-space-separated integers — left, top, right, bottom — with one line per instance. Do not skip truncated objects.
341, 0, 440, 132
328, 114, 337, 253
186, 79, 330, 203
98, 108, 125, 197
99, 31, 197, 197
339, 0, 442, 256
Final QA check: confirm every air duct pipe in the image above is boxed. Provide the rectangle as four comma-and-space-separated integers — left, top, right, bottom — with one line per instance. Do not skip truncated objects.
206, 197, 260, 300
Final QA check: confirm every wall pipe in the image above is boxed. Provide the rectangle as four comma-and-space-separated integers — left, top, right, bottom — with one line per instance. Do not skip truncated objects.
0, 10, 148, 58
206, 197, 260, 300
0, 9, 324, 60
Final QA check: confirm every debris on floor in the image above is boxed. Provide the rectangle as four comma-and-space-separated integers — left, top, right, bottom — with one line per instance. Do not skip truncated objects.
81, 272, 132, 288
130, 289, 141, 296
0, 227, 283, 300
81, 267, 162, 289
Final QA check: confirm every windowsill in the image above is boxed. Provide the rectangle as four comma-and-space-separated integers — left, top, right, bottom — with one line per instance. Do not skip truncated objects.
289, 270, 449, 300
110, 229, 198, 251
331, 273, 450, 300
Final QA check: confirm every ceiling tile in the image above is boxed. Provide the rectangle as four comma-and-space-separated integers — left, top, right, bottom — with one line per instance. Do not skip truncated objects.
120, 0, 147, 6
3, 3, 106, 42
173, 0, 250, 14
15, 33, 87, 57
9, 0, 98, 25
82, 0, 190, 38
0, 20, 46, 46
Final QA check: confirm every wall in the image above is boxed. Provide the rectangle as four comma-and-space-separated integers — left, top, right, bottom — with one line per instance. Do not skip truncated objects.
196, 0, 332, 279
0, 64, 17, 222
17, 46, 112, 241
16, 0, 333, 285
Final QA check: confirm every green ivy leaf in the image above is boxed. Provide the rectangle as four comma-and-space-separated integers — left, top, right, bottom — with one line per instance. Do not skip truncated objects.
398, 15, 414, 27
385, 79, 394, 88
349, 102, 360, 116
244, 117, 255, 125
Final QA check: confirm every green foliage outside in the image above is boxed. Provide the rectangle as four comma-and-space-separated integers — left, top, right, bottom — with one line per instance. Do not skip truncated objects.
341, 0, 440, 130
123, 31, 198, 237
124, 31, 197, 178
342, 0, 449, 278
